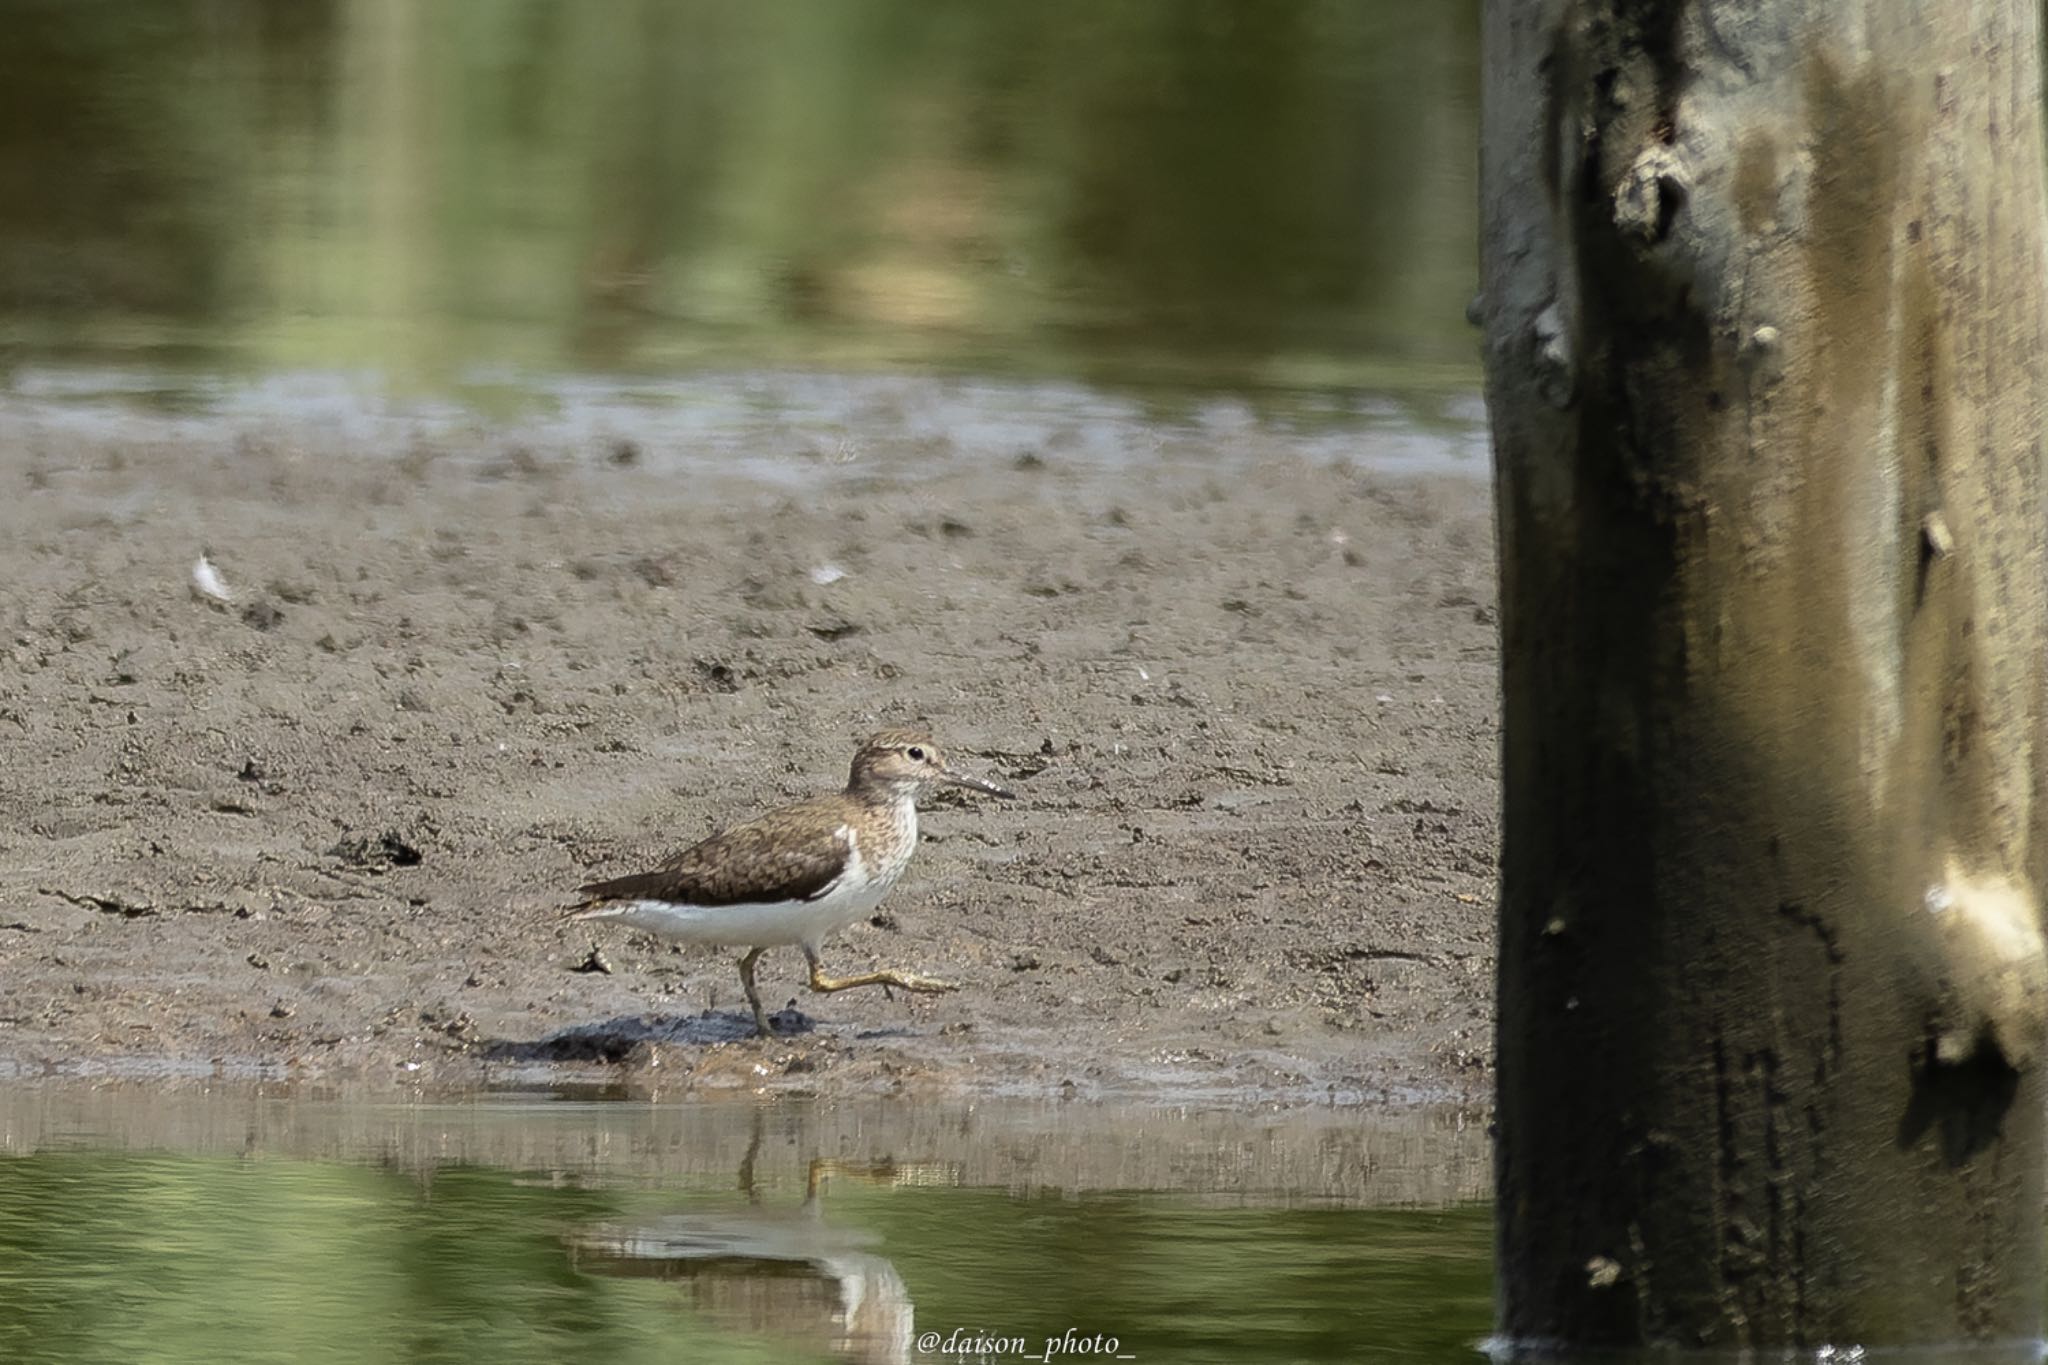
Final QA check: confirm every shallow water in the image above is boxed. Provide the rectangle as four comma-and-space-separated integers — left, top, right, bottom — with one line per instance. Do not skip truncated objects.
0, 0, 1483, 478
0, 365, 1490, 486
0, 1084, 1491, 1364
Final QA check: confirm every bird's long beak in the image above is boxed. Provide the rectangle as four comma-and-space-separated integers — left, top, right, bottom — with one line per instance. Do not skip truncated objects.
940, 765, 1015, 799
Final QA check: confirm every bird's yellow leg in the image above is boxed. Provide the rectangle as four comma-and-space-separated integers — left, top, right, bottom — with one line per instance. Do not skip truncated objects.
802, 944, 957, 996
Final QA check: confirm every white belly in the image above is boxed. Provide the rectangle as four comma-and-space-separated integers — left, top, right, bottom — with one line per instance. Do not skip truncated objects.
597, 882, 890, 950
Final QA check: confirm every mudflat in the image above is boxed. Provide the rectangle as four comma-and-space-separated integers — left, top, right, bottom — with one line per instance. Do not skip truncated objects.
0, 398, 1497, 1104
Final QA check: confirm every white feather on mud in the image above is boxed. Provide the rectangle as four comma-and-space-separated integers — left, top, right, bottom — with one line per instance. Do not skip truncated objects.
191, 554, 234, 604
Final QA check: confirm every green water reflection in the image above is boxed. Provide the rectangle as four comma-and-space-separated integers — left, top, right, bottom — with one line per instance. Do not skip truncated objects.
0, 0, 1478, 402
0, 1098, 1492, 1364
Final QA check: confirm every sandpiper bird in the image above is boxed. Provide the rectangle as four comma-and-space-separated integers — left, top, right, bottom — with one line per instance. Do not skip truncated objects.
568, 729, 1013, 1036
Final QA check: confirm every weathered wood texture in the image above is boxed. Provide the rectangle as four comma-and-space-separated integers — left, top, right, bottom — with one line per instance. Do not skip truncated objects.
1483, 0, 2048, 1350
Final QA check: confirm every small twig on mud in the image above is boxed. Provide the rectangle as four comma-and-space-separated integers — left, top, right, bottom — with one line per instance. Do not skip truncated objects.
40, 888, 159, 918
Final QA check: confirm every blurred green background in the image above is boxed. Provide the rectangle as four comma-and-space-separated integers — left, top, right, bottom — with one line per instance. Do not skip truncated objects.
0, 0, 1478, 403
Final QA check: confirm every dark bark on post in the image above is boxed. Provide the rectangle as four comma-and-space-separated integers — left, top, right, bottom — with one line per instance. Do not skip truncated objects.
1483, 0, 2048, 1351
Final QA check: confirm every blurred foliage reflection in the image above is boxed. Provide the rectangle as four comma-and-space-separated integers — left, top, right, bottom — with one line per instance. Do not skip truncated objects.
0, 1150, 1492, 1364
0, 0, 1478, 399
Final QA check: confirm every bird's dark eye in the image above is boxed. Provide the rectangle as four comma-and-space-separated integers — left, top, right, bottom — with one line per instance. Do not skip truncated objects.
907, 746, 926, 761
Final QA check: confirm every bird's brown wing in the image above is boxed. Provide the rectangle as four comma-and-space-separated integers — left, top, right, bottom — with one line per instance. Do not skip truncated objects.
574, 799, 852, 909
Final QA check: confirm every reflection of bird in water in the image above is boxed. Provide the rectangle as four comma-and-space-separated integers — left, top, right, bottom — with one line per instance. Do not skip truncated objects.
569, 1118, 940, 1365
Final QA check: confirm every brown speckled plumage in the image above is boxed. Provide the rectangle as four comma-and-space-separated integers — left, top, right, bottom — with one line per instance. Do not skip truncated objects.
576, 794, 866, 909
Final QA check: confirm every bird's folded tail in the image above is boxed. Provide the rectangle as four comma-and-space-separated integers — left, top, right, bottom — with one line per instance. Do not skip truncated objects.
562, 869, 674, 920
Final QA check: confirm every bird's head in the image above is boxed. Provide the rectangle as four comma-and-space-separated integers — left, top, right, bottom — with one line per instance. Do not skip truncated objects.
848, 728, 1014, 801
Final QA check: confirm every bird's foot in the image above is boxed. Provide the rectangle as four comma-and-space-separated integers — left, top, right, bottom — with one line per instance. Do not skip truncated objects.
886, 971, 959, 995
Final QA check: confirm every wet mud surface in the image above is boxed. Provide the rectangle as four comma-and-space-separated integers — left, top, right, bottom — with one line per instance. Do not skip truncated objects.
0, 408, 1498, 1104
